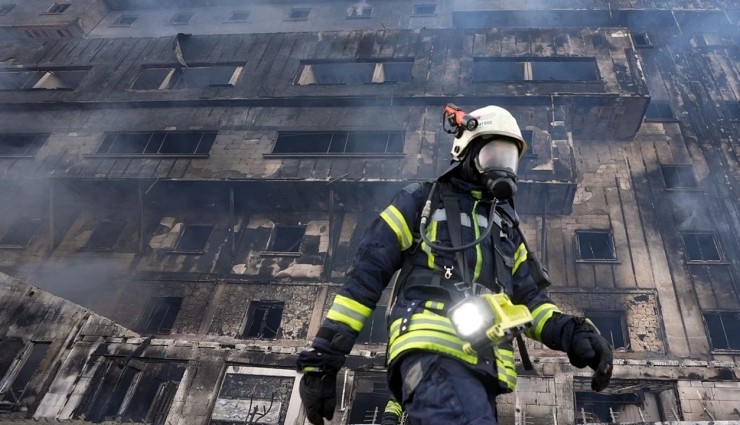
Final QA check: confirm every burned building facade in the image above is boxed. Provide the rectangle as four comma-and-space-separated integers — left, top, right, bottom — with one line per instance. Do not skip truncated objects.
0, 0, 738, 424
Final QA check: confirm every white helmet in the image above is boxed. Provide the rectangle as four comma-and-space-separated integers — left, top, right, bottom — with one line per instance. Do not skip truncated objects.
450, 105, 528, 162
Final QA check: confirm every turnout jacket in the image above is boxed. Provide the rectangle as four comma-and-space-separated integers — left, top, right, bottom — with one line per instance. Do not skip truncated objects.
314, 177, 572, 396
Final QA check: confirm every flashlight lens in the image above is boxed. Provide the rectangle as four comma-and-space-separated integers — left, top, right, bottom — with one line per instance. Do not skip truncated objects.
451, 302, 486, 337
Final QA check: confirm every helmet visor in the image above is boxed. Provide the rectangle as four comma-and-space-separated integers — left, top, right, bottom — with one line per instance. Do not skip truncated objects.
474, 138, 520, 175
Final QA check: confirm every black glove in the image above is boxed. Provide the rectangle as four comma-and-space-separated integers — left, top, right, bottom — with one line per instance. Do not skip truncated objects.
297, 349, 345, 425
565, 318, 613, 392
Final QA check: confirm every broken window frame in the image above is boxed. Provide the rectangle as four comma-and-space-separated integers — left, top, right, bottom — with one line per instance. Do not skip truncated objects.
92, 130, 217, 157
631, 32, 652, 48
44, 3, 70, 14
574, 379, 681, 424
645, 101, 675, 121
83, 220, 126, 251
0, 68, 89, 90
269, 131, 405, 157
169, 12, 193, 25
349, 372, 400, 424
0, 4, 16, 15
473, 57, 601, 82
412, 4, 437, 16
0, 133, 48, 157
262, 224, 306, 255
681, 231, 724, 263
130, 63, 244, 90
111, 14, 138, 27
347, 5, 373, 19
0, 341, 51, 408
227, 10, 250, 22
0, 217, 42, 248
660, 164, 698, 190
584, 310, 629, 350
172, 223, 213, 254
137, 297, 183, 334
703, 311, 740, 351
575, 229, 618, 263
286, 8, 310, 20
296, 59, 414, 85
242, 300, 285, 340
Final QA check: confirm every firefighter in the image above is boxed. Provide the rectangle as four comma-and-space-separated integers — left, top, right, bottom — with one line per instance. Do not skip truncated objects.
297, 105, 613, 425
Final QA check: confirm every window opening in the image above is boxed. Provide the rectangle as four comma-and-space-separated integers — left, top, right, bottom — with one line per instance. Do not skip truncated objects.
131, 65, 242, 90
532, 60, 599, 81
682, 232, 722, 262
169, 13, 193, 25
348, 6, 373, 18
574, 379, 679, 423
0, 217, 41, 247
521, 129, 535, 157
85, 221, 125, 250
228, 11, 250, 22
96, 131, 216, 156
576, 230, 616, 261
138, 297, 182, 334
46, 3, 70, 14
704, 311, 740, 350
631, 32, 652, 47
298, 60, 413, 85
0, 69, 87, 90
413, 4, 436, 16
273, 131, 404, 155
243, 301, 284, 339
660, 165, 697, 189
349, 373, 397, 424
1, 342, 50, 406
725, 101, 739, 120
0, 133, 47, 156
380, 61, 413, 83
267, 225, 306, 253
474, 58, 599, 82
112, 15, 137, 26
585, 311, 627, 349
288, 8, 310, 20
0, 337, 24, 378
0, 4, 16, 15
645, 101, 674, 120
174, 224, 212, 252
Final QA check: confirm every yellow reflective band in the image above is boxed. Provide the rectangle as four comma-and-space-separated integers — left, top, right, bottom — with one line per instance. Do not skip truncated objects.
471, 200, 483, 281
385, 400, 402, 416
389, 315, 457, 336
380, 205, 413, 250
424, 300, 445, 311
512, 242, 527, 275
388, 331, 478, 364
421, 220, 438, 269
326, 294, 372, 332
494, 347, 518, 390
525, 303, 561, 341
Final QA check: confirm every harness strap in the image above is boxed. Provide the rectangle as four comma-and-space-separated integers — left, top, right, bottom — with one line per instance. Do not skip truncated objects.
439, 185, 471, 288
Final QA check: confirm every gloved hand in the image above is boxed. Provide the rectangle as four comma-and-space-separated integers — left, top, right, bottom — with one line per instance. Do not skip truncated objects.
565, 318, 613, 392
297, 349, 345, 425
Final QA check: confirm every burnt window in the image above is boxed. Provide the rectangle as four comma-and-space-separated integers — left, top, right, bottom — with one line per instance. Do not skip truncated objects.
585, 311, 627, 350
348, 5, 373, 18
0, 4, 16, 15
0, 217, 41, 247
96, 131, 216, 156
85, 221, 125, 250
78, 359, 185, 424
297, 60, 413, 85
112, 14, 137, 26
645, 101, 674, 121
131, 64, 243, 90
574, 379, 680, 423
1, 342, 50, 405
576, 230, 616, 261
357, 307, 388, 344
46, 3, 70, 14
272, 131, 404, 156
349, 373, 396, 424
287, 8, 310, 20
174, 224, 213, 253
661, 165, 697, 189
631, 32, 652, 47
0, 69, 88, 90
267, 225, 306, 253
243, 301, 284, 339
474, 58, 599, 82
413, 4, 436, 16
681, 232, 722, 262
521, 129, 535, 157
169, 12, 193, 25
704, 311, 740, 350
138, 297, 182, 334
0, 337, 24, 379
724, 101, 739, 120
228, 11, 250, 22
0, 133, 48, 156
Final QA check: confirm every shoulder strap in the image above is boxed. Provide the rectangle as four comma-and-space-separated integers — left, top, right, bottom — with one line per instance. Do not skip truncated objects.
439, 184, 471, 286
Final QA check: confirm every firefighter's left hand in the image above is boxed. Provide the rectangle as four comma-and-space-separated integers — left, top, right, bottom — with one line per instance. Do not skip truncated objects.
567, 320, 613, 392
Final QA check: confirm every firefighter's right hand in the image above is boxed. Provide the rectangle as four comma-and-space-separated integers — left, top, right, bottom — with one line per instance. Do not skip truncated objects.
297, 349, 344, 424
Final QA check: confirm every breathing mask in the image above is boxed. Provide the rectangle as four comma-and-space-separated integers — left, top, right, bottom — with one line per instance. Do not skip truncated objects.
474, 137, 521, 200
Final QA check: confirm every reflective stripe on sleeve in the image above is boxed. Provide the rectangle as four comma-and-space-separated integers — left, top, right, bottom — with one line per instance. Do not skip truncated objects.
524, 303, 561, 341
326, 294, 373, 332
380, 205, 413, 250
512, 242, 527, 275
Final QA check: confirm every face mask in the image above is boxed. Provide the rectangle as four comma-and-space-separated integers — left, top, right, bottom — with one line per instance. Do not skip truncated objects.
473, 138, 521, 199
